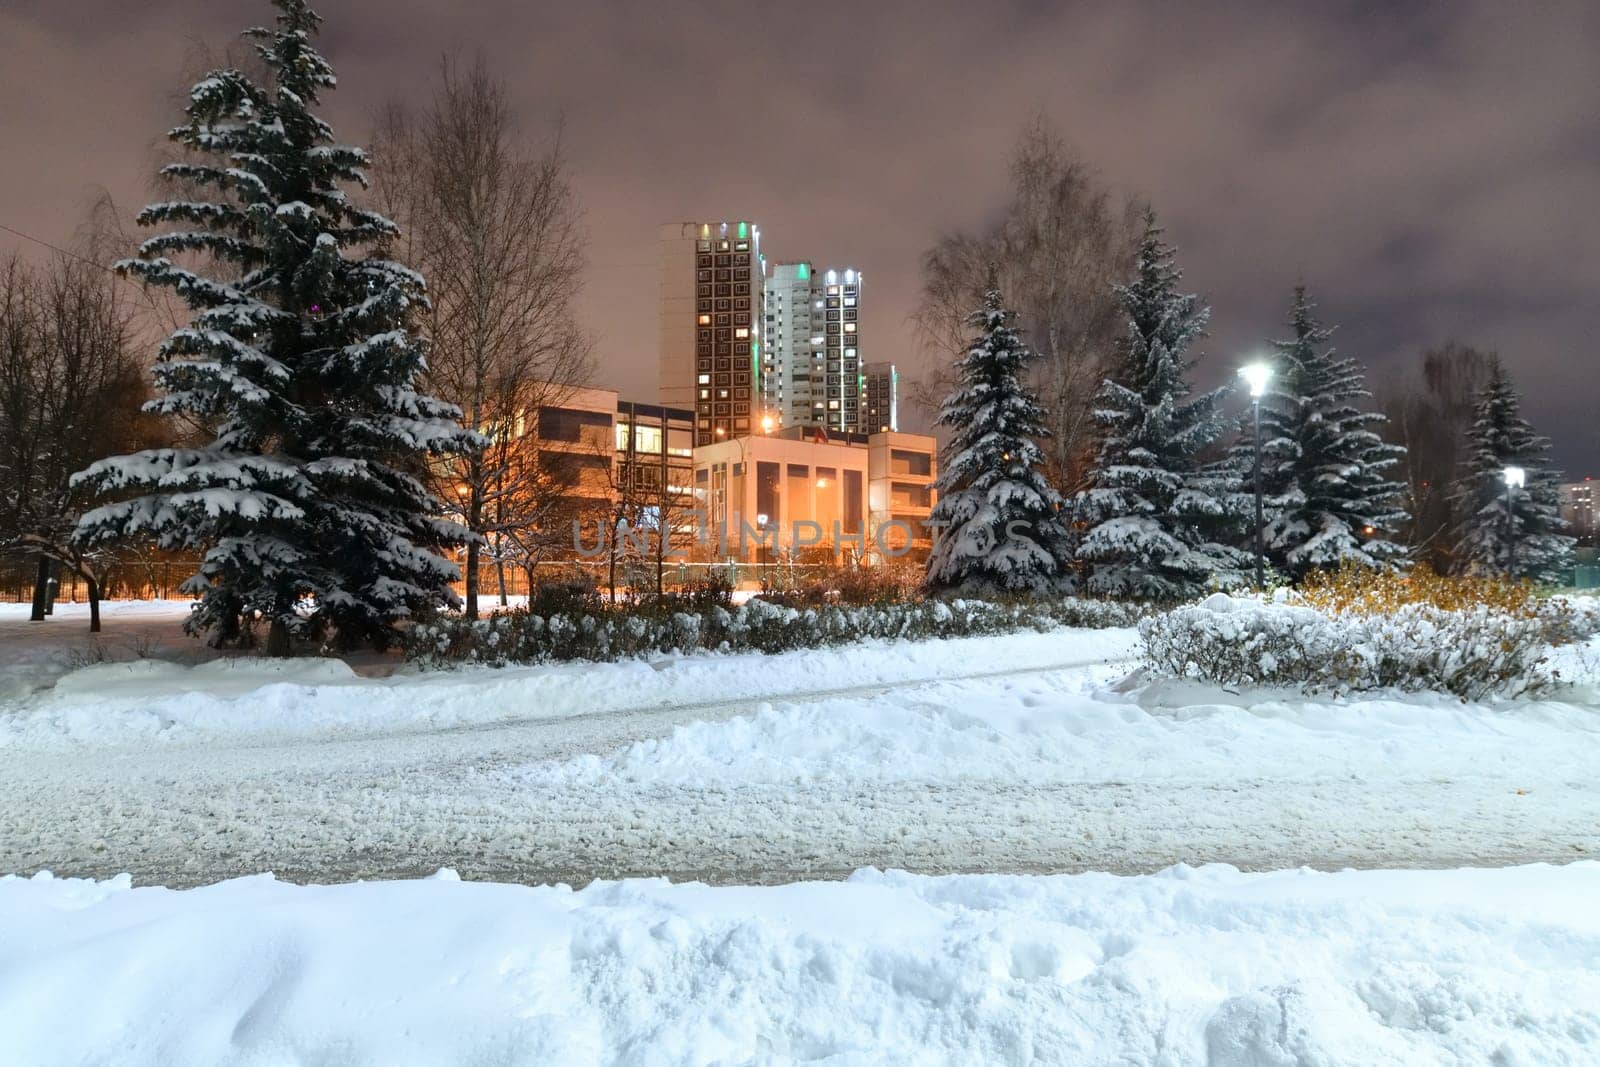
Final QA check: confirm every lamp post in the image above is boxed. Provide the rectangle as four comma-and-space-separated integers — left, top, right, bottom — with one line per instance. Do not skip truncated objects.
1239, 362, 1273, 591
1502, 465, 1526, 581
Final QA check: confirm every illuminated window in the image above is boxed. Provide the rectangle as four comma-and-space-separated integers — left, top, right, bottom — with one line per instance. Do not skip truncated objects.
734, 327, 750, 339
633, 425, 663, 453
844, 322, 856, 333
698, 373, 710, 384
698, 314, 711, 326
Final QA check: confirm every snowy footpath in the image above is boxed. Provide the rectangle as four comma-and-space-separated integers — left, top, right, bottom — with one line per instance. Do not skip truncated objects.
2, 616, 1598, 884
2, 862, 1597, 1064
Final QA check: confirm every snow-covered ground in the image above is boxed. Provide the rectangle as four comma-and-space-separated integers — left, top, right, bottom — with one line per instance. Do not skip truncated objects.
5, 603, 1600, 1062
3, 861, 1597, 1065
2, 621, 1596, 886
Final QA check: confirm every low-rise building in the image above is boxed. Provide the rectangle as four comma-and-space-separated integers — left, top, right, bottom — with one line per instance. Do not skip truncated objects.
692, 426, 938, 565
509, 390, 938, 577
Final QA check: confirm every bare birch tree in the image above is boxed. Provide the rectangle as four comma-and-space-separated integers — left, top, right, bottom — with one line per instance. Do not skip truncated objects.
913, 116, 1141, 490
371, 56, 591, 617
1379, 342, 1494, 571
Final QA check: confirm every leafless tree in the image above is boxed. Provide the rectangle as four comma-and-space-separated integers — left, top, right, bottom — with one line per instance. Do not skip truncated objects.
370, 56, 591, 617
913, 115, 1141, 490
1379, 342, 1493, 571
0, 252, 152, 630
482, 437, 590, 603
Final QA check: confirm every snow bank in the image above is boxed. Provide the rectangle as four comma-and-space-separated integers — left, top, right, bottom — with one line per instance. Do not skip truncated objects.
511, 661, 1600, 790
2, 863, 1596, 1065
0, 627, 1138, 746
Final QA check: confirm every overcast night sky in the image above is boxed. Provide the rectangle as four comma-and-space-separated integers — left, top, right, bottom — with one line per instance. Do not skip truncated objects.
2, 0, 1596, 472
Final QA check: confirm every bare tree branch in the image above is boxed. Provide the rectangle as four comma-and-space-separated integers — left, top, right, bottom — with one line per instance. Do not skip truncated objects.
912, 115, 1141, 490
368, 54, 593, 617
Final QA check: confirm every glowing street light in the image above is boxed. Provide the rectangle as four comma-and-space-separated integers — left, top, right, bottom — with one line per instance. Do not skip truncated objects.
1239, 362, 1273, 590
1239, 362, 1272, 398
1503, 465, 1526, 581
760, 414, 775, 434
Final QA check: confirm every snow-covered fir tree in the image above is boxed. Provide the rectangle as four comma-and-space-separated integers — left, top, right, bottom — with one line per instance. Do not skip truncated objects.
1246, 287, 1408, 579
1070, 212, 1248, 599
1450, 360, 1573, 584
924, 288, 1067, 596
72, 0, 478, 652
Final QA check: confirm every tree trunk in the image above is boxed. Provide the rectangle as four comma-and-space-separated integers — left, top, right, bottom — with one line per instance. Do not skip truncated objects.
608, 536, 618, 604
464, 537, 480, 619
87, 576, 101, 634
29, 555, 50, 622
266, 616, 291, 657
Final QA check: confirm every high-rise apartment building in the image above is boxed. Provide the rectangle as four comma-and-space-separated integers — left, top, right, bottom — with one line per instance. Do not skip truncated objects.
863, 361, 898, 433
658, 221, 762, 446
1561, 478, 1597, 544
761, 262, 879, 434
762, 261, 819, 426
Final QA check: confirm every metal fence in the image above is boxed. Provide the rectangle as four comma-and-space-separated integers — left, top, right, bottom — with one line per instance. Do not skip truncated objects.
1, 558, 847, 605
16, 558, 1588, 606
1, 560, 205, 604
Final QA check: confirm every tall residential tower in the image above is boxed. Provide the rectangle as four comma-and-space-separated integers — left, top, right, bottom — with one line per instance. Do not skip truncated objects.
762, 262, 874, 434
658, 221, 762, 445
863, 361, 899, 433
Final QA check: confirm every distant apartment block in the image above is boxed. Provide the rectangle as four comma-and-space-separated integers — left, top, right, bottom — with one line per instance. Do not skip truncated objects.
762, 262, 882, 434
1560, 478, 1597, 543
659, 221, 762, 445
863, 361, 898, 433
762, 261, 820, 427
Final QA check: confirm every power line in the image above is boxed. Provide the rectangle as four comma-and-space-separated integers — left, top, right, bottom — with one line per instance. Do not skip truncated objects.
0, 220, 164, 314
0, 221, 118, 273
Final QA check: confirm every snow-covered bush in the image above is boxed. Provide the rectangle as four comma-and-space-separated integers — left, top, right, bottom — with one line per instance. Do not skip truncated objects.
407, 596, 1146, 668
1140, 592, 1577, 699
1299, 562, 1600, 649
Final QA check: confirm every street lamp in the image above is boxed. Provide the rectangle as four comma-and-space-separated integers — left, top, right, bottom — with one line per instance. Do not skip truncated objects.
1239, 362, 1273, 591
1502, 465, 1526, 581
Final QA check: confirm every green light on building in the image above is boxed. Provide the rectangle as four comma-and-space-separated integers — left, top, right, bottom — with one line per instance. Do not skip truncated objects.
737, 221, 748, 239
796, 262, 808, 280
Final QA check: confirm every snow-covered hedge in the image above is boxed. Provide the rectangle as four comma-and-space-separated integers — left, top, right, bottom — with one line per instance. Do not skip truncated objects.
1140, 593, 1582, 699
407, 596, 1145, 668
